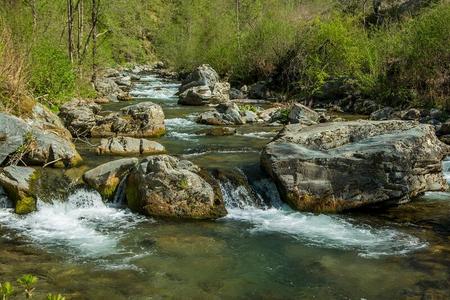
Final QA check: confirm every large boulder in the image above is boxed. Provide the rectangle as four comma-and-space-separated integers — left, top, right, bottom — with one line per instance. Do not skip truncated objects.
97, 137, 165, 155
27, 103, 72, 140
59, 100, 166, 138
178, 65, 229, 105
0, 113, 82, 168
126, 155, 227, 219
261, 120, 449, 212
179, 64, 219, 93
94, 77, 125, 101
83, 158, 139, 199
0, 166, 38, 214
59, 99, 101, 137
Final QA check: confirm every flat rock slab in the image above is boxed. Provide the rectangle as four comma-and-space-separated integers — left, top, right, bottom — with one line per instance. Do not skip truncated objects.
261, 120, 449, 212
97, 137, 165, 155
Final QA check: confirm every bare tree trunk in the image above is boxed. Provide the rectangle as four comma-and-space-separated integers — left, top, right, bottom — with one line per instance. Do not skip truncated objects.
67, 0, 74, 63
77, 0, 84, 61
77, 0, 84, 77
235, 0, 241, 58
91, 0, 99, 82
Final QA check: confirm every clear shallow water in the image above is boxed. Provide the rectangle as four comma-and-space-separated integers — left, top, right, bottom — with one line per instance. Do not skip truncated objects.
1, 76, 449, 299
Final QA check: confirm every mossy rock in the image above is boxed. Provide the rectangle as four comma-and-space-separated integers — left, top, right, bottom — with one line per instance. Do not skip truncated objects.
0, 166, 39, 215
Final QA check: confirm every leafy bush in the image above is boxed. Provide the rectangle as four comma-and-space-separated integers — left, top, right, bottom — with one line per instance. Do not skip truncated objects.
377, 3, 450, 108
29, 40, 76, 109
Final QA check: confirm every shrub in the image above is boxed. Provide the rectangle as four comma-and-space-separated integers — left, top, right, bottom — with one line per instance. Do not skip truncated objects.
29, 40, 76, 109
377, 3, 450, 108
0, 21, 31, 116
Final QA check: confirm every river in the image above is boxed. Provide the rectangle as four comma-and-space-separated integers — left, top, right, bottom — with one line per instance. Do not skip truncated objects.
0, 75, 449, 299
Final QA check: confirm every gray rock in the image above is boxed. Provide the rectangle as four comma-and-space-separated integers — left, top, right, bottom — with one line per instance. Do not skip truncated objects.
0, 113, 82, 167
83, 158, 139, 199
288, 103, 319, 125
230, 88, 245, 100
178, 65, 229, 105
178, 85, 212, 106
28, 103, 72, 140
179, 64, 219, 93
0, 166, 38, 214
94, 77, 123, 101
370, 107, 395, 120
60, 100, 166, 138
197, 102, 245, 126
210, 82, 230, 103
126, 155, 227, 219
59, 99, 101, 137
97, 137, 165, 155
261, 120, 449, 212
401, 108, 421, 120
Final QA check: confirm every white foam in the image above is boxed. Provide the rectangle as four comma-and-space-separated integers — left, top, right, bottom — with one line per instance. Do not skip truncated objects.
237, 132, 277, 139
224, 206, 427, 258
0, 189, 147, 259
165, 118, 199, 129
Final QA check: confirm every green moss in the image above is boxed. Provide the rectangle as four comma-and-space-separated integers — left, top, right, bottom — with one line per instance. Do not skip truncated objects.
15, 196, 36, 215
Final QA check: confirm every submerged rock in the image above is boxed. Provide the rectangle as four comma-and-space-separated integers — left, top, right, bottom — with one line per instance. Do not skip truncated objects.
261, 120, 449, 212
97, 137, 165, 155
0, 166, 38, 214
126, 155, 227, 219
0, 113, 82, 167
83, 158, 139, 199
197, 127, 237, 136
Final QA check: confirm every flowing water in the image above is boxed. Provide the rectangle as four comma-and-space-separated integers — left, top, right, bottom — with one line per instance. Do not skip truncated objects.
0, 76, 449, 299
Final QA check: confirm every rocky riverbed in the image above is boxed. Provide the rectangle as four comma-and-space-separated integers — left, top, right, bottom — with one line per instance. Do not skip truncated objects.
0, 66, 449, 299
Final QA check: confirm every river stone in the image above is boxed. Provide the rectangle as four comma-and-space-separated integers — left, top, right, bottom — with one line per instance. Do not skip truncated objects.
97, 137, 165, 155
179, 64, 219, 94
198, 127, 237, 136
178, 85, 212, 106
94, 77, 123, 101
178, 65, 229, 105
126, 155, 227, 219
83, 158, 139, 199
117, 102, 166, 137
59, 99, 101, 137
60, 100, 166, 138
28, 103, 72, 140
0, 166, 38, 214
288, 103, 319, 125
0, 113, 82, 167
197, 102, 245, 126
261, 120, 449, 212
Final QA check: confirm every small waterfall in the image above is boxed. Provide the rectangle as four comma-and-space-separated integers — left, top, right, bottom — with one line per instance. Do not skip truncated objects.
216, 166, 428, 258
0, 187, 13, 208
111, 176, 127, 207
214, 168, 271, 209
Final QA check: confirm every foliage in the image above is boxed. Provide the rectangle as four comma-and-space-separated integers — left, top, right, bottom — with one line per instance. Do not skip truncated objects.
29, 40, 76, 109
0, 20, 31, 115
239, 104, 258, 113
17, 274, 38, 299
376, 3, 450, 108
46, 294, 66, 300
0, 282, 14, 300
